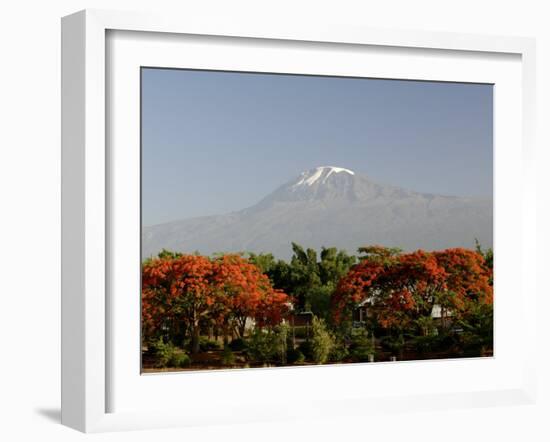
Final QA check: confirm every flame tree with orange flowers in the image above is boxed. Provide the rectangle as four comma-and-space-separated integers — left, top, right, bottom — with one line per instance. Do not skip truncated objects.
331, 246, 493, 351
142, 254, 220, 354
142, 253, 290, 354
213, 254, 290, 340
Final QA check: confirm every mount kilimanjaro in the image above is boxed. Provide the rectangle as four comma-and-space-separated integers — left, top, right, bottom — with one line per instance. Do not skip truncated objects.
142, 166, 493, 260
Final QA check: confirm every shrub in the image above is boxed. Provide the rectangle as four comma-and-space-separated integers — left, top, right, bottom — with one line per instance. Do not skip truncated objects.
311, 317, 334, 364
222, 346, 236, 366
458, 303, 494, 356
349, 328, 375, 362
380, 334, 405, 358
329, 335, 349, 363
277, 324, 289, 364
199, 337, 222, 351
169, 349, 191, 368
151, 339, 190, 368
246, 329, 281, 364
150, 338, 173, 367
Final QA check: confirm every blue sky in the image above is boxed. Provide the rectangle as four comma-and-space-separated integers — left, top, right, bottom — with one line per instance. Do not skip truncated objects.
142, 68, 493, 226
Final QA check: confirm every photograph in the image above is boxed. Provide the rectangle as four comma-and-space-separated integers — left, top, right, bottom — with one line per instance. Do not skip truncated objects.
140, 68, 494, 372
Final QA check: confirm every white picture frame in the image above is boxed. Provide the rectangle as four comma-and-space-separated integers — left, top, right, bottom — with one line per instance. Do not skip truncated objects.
61, 9, 537, 433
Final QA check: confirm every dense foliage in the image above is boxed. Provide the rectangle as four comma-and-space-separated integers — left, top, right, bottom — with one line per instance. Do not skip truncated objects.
142, 241, 493, 370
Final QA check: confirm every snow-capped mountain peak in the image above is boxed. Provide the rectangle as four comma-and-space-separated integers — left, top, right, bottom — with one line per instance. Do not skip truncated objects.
293, 166, 355, 187
142, 166, 493, 260
257, 165, 359, 204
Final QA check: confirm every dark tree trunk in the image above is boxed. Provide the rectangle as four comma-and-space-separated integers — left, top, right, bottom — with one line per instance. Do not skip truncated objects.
191, 324, 201, 354
238, 318, 247, 338
223, 323, 229, 345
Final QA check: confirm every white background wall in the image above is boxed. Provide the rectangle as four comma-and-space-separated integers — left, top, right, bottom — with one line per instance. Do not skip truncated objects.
0, 1, 548, 440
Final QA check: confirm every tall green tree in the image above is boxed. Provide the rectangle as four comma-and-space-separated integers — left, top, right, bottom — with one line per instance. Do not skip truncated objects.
311, 316, 334, 364
288, 243, 320, 310
319, 247, 357, 286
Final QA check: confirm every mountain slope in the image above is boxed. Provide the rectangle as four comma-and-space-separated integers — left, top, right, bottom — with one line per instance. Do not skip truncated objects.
142, 166, 492, 260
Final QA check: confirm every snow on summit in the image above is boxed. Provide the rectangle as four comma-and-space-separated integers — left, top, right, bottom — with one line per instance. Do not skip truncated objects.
293, 166, 355, 187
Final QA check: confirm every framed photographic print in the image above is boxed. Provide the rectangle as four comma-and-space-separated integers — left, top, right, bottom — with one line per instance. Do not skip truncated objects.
139, 68, 495, 371
61, 9, 537, 432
